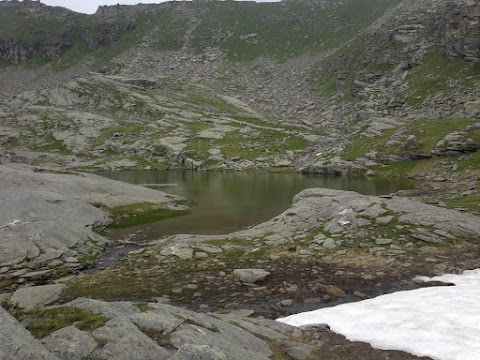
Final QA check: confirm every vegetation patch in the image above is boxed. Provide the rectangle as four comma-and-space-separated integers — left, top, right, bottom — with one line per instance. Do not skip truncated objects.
407, 45, 480, 106
138, 327, 175, 349
134, 303, 154, 312
12, 306, 109, 339
105, 202, 189, 228
342, 128, 398, 161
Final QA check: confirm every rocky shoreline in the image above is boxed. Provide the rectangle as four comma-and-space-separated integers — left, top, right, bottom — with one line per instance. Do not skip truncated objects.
0, 164, 478, 359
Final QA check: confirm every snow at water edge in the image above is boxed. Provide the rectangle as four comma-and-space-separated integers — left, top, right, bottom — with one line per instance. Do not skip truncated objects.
277, 269, 480, 360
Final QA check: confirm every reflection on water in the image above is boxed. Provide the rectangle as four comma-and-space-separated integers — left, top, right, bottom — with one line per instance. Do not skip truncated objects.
97, 170, 415, 239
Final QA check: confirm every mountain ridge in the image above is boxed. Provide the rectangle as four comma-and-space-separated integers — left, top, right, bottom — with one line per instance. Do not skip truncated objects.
0, 0, 478, 181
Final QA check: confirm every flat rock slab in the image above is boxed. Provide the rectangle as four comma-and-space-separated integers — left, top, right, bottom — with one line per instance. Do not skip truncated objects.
0, 164, 183, 208
10, 284, 66, 310
0, 163, 187, 281
0, 190, 109, 268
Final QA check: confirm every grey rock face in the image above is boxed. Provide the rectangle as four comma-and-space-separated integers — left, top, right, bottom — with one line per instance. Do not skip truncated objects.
403, 135, 418, 150
0, 164, 186, 282
0, 306, 60, 360
61, 299, 276, 360
10, 284, 66, 310
90, 317, 171, 360
433, 132, 478, 155
0, 189, 109, 272
0, 164, 183, 208
465, 101, 480, 115
66, 298, 141, 318
42, 326, 98, 360
169, 344, 226, 360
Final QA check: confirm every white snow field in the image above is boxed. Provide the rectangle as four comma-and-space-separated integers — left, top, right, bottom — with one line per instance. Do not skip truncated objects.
277, 269, 480, 360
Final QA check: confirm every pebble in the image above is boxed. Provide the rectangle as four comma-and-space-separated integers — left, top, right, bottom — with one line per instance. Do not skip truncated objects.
279, 299, 294, 307
184, 284, 198, 290
375, 238, 393, 245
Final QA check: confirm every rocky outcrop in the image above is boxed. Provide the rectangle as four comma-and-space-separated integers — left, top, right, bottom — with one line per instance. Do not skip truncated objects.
0, 189, 110, 281
432, 131, 479, 156
0, 306, 60, 360
443, 0, 480, 62
55, 297, 283, 360
0, 164, 185, 284
0, 39, 68, 64
0, 164, 183, 208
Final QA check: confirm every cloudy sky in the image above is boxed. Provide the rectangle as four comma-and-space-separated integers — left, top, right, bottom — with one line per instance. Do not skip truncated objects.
38, 0, 275, 14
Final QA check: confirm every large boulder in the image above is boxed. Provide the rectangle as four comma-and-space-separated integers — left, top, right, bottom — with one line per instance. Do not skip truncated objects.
432, 132, 478, 156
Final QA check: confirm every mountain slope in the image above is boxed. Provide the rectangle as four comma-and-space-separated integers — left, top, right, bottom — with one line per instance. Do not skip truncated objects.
0, 0, 479, 181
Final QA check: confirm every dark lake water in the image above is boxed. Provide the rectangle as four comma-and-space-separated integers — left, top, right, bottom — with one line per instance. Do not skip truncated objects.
97, 171, 415, 240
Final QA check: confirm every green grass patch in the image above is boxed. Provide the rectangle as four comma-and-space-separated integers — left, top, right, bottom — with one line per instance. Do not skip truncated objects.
409, 118, 480, 153
14, 306, 109, 339
179, 93, 241, 114
442, 191, 480, 214
138, 327, 175, 349
342, 128, 398, 161
190, 0, 401, 61
105, 202, 189, 229
185, 137, 213, 160
407, 45, 480, 106
134, 303, 155, 312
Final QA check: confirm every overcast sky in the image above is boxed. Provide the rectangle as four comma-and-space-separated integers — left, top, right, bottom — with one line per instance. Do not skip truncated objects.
37, 0, 276, 14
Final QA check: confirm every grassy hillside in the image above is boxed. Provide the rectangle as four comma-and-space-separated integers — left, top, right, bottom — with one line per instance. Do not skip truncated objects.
0, 0, 401, 67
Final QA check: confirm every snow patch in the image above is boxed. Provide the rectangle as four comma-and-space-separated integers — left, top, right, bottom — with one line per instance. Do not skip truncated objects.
277, 269, 480, 360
